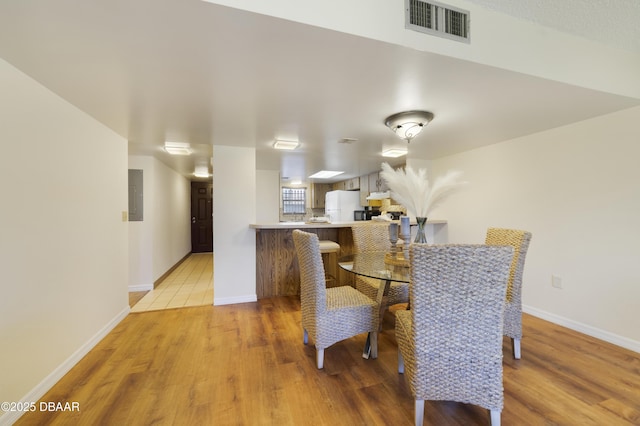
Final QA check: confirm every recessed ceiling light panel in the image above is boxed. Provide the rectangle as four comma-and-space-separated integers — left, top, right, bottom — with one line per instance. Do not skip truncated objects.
382, 148, 408, 158
273, 140, 299, 150
164, 141, 193, 155
309, 170, 344, 179
194, 164, 210, 178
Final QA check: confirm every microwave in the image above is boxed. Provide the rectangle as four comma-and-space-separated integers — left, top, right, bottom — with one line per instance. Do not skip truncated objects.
354, 210, 382, 221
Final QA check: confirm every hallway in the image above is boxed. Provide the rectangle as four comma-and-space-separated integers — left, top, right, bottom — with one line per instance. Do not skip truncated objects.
130, 253, 213, 312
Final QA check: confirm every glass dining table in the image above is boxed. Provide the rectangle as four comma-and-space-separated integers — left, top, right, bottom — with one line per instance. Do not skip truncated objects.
338, 251, 410, 359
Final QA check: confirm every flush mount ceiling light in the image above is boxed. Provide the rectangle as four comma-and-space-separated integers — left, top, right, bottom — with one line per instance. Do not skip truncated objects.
273, 140, 299, 150
384, 110, 434, 142
164, 141, 193, 155
309, 170, 344, 179
382, 148, 408, 158
194, 164, 210, 178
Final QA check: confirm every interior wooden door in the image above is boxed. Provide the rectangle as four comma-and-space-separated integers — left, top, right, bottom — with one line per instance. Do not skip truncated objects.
191, 181, 213, 253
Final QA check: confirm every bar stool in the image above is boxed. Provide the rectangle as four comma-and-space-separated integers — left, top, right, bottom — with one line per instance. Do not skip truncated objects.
318, 240, 340, 287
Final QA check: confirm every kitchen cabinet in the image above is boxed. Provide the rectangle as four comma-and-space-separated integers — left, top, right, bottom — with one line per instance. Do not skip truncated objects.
368, 171, 391, 192
378, 173, 388, 191
345, 177, 359, 190
332, 181, 345, 191
368, 172, 382, 193
359, 175, 369, 206
333, 177, 359, 192
310, 183, 332, 209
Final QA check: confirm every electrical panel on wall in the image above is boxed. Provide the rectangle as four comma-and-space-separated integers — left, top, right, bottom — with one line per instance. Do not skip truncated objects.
128, 169, 143, 221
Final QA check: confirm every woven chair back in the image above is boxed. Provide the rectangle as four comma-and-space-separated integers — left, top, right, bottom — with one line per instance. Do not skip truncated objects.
293, 230, 327, 315
351, 222, 392, 253
485, 228, 532, 302
408, 244, 513, 408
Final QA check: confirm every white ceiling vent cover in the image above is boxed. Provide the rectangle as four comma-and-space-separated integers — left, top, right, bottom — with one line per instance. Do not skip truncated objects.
405, 0, 470, 43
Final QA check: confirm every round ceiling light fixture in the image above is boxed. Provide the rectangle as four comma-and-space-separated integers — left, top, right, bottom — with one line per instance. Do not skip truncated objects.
384, 110, 434, 142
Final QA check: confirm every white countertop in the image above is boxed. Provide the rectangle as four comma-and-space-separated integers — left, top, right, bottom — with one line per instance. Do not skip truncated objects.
249, 220, 447, 230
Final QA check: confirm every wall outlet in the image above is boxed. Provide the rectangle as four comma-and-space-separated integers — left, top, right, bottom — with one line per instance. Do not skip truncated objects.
551, 275, 562, 289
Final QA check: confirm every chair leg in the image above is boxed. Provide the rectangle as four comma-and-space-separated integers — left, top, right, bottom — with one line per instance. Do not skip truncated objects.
415, 400, 424, 426
490, 409, 501, 425
303, 328, 308, 345
316, 348, 324, 369
513, 338, 521, 359
378, 305, 387, 332
398, 350, 405, 374
369, 331, 378, 359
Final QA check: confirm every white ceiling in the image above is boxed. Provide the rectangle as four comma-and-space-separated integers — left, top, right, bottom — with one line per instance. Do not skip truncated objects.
469, 0, 640, 54
1, 0, 639, 183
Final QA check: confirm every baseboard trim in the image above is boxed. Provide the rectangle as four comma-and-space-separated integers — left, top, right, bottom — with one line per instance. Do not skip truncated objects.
524, 305, 640, 354
214, 294, 257, 306
0, 306, 130, 426
128, 283, 153, 292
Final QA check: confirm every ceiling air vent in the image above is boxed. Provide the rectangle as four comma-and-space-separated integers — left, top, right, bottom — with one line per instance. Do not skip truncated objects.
405, 0, 470, 43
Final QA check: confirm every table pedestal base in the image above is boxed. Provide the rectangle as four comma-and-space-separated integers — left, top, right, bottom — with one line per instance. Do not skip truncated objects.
362, 278, 391, 359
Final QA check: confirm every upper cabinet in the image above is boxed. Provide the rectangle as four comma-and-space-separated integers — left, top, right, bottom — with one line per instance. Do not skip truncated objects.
359, 175, 369, 206
378, 173, 388, 192
345, 177, 359, 190
332, 177, 359, 191
332, 181, 345, 191
310, 183, 331, 209
329, 166, 399, 207
368, 172, 388, 193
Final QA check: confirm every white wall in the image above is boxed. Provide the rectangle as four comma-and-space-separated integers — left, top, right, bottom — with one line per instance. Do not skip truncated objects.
0, 59, 129, 421
213, 146, 257, 304
256, 169, 280, 223
127, 155, 191, 291
150, 159, 191, 282
429, 106, 640, 351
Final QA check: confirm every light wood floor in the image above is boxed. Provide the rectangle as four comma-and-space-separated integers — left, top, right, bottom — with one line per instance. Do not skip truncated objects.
15, 297, 640, 425
129, 253, 213, 312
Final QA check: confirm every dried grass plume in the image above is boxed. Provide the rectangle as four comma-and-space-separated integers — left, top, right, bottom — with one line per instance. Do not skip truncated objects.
380, 162, 466, 217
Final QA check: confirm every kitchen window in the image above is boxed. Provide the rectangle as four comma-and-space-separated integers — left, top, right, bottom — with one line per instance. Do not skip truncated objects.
282, 187, 306, 214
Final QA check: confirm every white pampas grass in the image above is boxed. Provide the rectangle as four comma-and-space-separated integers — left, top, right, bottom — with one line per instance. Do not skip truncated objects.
380, 162, 466, 217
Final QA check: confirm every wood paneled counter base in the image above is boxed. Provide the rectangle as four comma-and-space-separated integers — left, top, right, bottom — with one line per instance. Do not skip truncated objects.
250, 220, 447, 299
252, 224, 355, 298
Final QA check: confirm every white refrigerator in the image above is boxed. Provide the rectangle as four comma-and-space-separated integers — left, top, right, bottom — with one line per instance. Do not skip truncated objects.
325, 190, 361, 222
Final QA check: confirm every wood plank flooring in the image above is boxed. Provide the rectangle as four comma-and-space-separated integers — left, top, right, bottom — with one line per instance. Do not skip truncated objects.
14, 297, 640, 425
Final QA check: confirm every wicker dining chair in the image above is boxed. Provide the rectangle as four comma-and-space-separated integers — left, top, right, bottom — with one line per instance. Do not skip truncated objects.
396, 244, 513, 426
292, 230, 379, 369
485, 228, 532, 360
351, 223, 409, 306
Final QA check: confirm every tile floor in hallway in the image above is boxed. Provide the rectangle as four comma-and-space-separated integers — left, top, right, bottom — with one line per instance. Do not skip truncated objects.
130, 252, 213, 312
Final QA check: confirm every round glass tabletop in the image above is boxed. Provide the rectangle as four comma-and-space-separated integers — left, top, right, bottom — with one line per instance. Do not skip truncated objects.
338, 251, 410, 283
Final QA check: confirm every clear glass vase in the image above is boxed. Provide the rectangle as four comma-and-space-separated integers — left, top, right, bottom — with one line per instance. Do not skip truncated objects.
414, 217, 428, 243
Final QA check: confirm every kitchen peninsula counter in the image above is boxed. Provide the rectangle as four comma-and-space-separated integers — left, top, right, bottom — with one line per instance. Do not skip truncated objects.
250, 219, 447, 230
250, 220, 447, 298
250, 221, 359, 229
